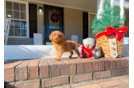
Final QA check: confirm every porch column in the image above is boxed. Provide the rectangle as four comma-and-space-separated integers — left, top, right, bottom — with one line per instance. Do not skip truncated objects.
120, 0, 125, 24
97, 0, 105, 19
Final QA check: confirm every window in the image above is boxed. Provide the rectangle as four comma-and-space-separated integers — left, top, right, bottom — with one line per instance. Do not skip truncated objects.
5, 0, 29, 38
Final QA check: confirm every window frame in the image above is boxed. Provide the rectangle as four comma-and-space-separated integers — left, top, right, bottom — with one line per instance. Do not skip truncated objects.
4, 0, 29, 38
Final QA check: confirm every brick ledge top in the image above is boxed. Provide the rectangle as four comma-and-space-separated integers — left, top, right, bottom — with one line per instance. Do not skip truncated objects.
4, 57, 129, 67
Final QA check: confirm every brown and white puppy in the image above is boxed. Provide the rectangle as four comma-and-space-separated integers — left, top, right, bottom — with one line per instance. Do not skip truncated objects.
49, 30, 81, 61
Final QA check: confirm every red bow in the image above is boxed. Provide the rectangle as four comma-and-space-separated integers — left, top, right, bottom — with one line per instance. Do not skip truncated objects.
81, 45, 96, 58
96, 26, 128, 41
53, 13, 59, 22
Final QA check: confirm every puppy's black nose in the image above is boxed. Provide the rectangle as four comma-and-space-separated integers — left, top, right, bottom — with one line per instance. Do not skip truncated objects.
56, 37, 58, 40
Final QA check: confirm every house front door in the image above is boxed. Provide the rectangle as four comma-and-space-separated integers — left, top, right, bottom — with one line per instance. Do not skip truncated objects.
44, 5, 63, 44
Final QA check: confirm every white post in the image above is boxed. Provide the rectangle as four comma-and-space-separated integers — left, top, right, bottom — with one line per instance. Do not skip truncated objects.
120, 0, 125, 24
97, 0, 105, 20
110, 0, 114, 22
111, 0, 114, 7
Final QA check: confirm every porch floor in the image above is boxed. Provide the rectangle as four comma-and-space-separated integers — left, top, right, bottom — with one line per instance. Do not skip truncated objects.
4, 57, 129, 88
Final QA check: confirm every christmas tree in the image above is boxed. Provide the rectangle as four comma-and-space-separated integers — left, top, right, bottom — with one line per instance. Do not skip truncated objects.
91, 0, 127, 35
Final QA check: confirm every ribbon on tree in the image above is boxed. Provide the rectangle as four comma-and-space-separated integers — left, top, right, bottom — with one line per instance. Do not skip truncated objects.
96, 26, 128, 41
81, 45, 96, 58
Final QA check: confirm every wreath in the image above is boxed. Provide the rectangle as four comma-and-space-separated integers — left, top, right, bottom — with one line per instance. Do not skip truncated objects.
51, 12, 59, 23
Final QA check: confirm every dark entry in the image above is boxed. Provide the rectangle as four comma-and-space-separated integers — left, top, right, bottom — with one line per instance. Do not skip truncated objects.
83, 12, 88, 39
29, 4, 37, 38
44, 5, 64, 44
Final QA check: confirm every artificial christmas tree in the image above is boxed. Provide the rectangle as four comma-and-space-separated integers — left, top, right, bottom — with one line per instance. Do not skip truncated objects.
91, 0, 128, 58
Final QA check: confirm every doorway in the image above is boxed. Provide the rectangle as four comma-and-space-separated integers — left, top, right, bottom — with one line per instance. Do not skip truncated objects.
83, 12, 88, 39
44, 5, 64, 44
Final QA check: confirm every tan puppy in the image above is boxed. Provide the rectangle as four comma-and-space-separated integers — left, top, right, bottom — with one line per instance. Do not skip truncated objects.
49, 30, 81, 61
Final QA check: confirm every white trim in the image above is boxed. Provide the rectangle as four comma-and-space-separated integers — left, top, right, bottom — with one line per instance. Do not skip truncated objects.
4, 0, 29, 38
88, 12, 96, 38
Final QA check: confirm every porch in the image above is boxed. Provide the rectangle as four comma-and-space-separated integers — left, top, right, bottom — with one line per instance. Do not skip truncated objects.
4, 0, 129, 45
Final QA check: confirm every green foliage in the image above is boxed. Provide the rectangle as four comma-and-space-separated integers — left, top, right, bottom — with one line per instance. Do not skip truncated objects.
91, 0, 127, 35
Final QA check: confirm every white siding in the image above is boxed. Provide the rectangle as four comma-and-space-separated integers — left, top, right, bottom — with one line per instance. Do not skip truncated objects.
64, 8, 83, 44
37, 4, 44, 43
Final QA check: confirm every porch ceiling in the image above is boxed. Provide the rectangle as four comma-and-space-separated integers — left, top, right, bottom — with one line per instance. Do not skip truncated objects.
24, 0, 97, 13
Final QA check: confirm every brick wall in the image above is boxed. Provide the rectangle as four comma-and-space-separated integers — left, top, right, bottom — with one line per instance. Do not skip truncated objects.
4, 57, 129, 88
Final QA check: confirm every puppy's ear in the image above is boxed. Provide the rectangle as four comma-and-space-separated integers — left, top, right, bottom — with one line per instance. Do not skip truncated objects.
49, 32, 53, 41
61, 32, 65, 40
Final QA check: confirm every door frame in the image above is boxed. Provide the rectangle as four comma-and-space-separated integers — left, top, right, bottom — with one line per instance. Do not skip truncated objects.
88, 12, 96, 37
43, 4, 64, 44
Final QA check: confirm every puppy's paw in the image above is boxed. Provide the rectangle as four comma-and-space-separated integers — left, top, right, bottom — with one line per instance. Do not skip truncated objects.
54, 57, 60, 61
77, 56, 81, 59
91, 57, 95, 59
68, 56, 72, 58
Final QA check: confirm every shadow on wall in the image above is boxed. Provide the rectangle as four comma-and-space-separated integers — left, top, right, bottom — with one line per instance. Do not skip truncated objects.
4, 59, 26, 64
4, 82, 16, 88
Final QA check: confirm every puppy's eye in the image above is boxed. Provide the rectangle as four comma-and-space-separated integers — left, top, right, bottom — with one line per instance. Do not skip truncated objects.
58, 35, 61, 38
54, 35, 55, 36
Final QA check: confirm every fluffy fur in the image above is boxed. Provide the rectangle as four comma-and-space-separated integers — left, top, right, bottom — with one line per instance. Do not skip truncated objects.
83, 38, 101, 59
49, 30, 81, 61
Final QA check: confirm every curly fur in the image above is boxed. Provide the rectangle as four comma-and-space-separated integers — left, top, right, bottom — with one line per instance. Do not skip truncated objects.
49, 30, 81, 61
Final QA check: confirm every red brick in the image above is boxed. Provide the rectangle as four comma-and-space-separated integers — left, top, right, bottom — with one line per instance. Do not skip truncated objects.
71, 81, 94, 88
75, 84, 102, 88
94, 78, 113, 83
112, 75, 129, 79
53, 84, 70, 88
99, 61, 104, 71
42, 76, 69, 87
105, 61, 110, 70
98, 80, 123, 88
14, 79, 40, 88
123, 59, 128, 68
28, 59, 40, 79
6, 82, 15, 88
81, 59, 91, 72
122, 84, 129, 88
48, 59, 59, 77
39, 59, 49, 78
57, 61, 68, 75
127, 68, 129, 74
74, 59, 84, 74
4, 61, 23, 82
113, 86, 123, 88
92, 61, 99, 72
112, 68, 127, 76
117, 60, 122, 69
94, 70, 111, 79
64, 60, 76, 74
70, 73, 92, 83
119, 78, 129, 83
111, 60, 117, 69
16, 60, 32, 81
